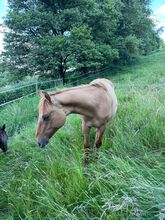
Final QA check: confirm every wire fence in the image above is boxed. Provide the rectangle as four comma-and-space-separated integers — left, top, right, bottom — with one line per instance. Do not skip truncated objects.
0, 78, 63, 94
0, 82, 36, 94
0, 78, 63, 108
1, 61, 164, 109
0, 92, 36, 108
0, 66, 111, 108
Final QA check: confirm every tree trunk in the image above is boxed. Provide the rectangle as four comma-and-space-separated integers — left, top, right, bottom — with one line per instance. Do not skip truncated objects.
59, 56, 66, 85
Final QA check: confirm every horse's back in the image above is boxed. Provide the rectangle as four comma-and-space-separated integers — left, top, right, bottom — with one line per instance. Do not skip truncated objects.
90, 78, 117, 118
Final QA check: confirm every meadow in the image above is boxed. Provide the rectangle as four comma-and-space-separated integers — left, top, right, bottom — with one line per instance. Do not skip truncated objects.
0, 49, 165, 220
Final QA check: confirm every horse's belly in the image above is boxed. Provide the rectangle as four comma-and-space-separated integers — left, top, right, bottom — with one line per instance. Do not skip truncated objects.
86, 116, 109, 128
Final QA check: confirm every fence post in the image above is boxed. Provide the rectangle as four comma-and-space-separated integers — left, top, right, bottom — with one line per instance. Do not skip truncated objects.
36, 78, 38, 95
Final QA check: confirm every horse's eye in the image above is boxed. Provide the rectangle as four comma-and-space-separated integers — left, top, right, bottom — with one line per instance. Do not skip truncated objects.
42, 115, 49, 121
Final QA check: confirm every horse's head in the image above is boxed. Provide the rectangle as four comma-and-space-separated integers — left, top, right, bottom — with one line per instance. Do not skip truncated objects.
0, 124, 8, 153
36, 90, 66, 148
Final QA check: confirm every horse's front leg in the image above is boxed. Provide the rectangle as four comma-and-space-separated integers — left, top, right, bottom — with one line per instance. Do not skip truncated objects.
82, 117, 91, 165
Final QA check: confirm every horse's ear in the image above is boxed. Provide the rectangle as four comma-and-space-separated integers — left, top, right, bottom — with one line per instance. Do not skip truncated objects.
39, 90, 52, 103
39, 90, 45, 97
2, 124, 5, 130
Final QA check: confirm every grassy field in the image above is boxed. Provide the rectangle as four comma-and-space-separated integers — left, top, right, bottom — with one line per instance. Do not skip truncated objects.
0, 49, 165, 220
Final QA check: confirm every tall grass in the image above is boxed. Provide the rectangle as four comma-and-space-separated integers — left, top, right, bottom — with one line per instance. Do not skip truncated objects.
0, 50, 165, 219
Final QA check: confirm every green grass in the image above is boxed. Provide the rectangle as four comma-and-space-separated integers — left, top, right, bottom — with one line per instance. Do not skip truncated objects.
0, 49, 165, 220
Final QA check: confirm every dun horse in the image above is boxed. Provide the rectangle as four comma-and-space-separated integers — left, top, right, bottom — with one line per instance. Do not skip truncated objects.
0, 124, 8, 153
36, 78, 117, 163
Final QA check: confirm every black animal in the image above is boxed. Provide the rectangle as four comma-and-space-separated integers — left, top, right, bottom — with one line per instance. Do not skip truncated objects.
0, 124, 8, 153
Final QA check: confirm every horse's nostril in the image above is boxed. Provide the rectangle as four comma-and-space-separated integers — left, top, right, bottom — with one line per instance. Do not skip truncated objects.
37, 138, 48, 148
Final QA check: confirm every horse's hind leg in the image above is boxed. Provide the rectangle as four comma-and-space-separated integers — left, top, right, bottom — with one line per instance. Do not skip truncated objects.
95, 124, 106, 156
82, 116, 91, 165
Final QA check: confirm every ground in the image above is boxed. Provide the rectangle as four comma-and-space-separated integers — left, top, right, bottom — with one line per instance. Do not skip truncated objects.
0, 49, 165, 219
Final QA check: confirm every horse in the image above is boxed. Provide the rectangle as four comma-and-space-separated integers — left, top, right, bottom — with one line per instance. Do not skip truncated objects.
36, 78, 117, 164
0, 124, 8, 153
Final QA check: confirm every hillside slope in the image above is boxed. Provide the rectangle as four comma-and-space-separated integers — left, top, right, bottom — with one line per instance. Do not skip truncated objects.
0, 49, 165, 219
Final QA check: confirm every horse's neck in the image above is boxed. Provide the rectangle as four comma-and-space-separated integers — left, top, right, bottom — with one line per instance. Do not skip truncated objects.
52, 86, 93, 117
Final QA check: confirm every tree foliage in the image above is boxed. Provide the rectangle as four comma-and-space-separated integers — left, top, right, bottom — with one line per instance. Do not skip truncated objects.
2, 0, 163, 82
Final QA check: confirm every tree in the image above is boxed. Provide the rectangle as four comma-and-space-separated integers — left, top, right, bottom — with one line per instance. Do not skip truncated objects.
2, 0, 162, 83
2, 0, 120, 82
114, 0, 162, 61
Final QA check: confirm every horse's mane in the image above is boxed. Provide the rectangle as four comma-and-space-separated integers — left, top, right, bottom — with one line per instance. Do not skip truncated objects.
48, 79, 114, 96
49, 84, 89, 96
39, 84, 89, 110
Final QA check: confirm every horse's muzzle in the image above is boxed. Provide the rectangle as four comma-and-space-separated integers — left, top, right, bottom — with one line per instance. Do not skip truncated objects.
37, 137, 49, 148
0, 145, 8, 153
